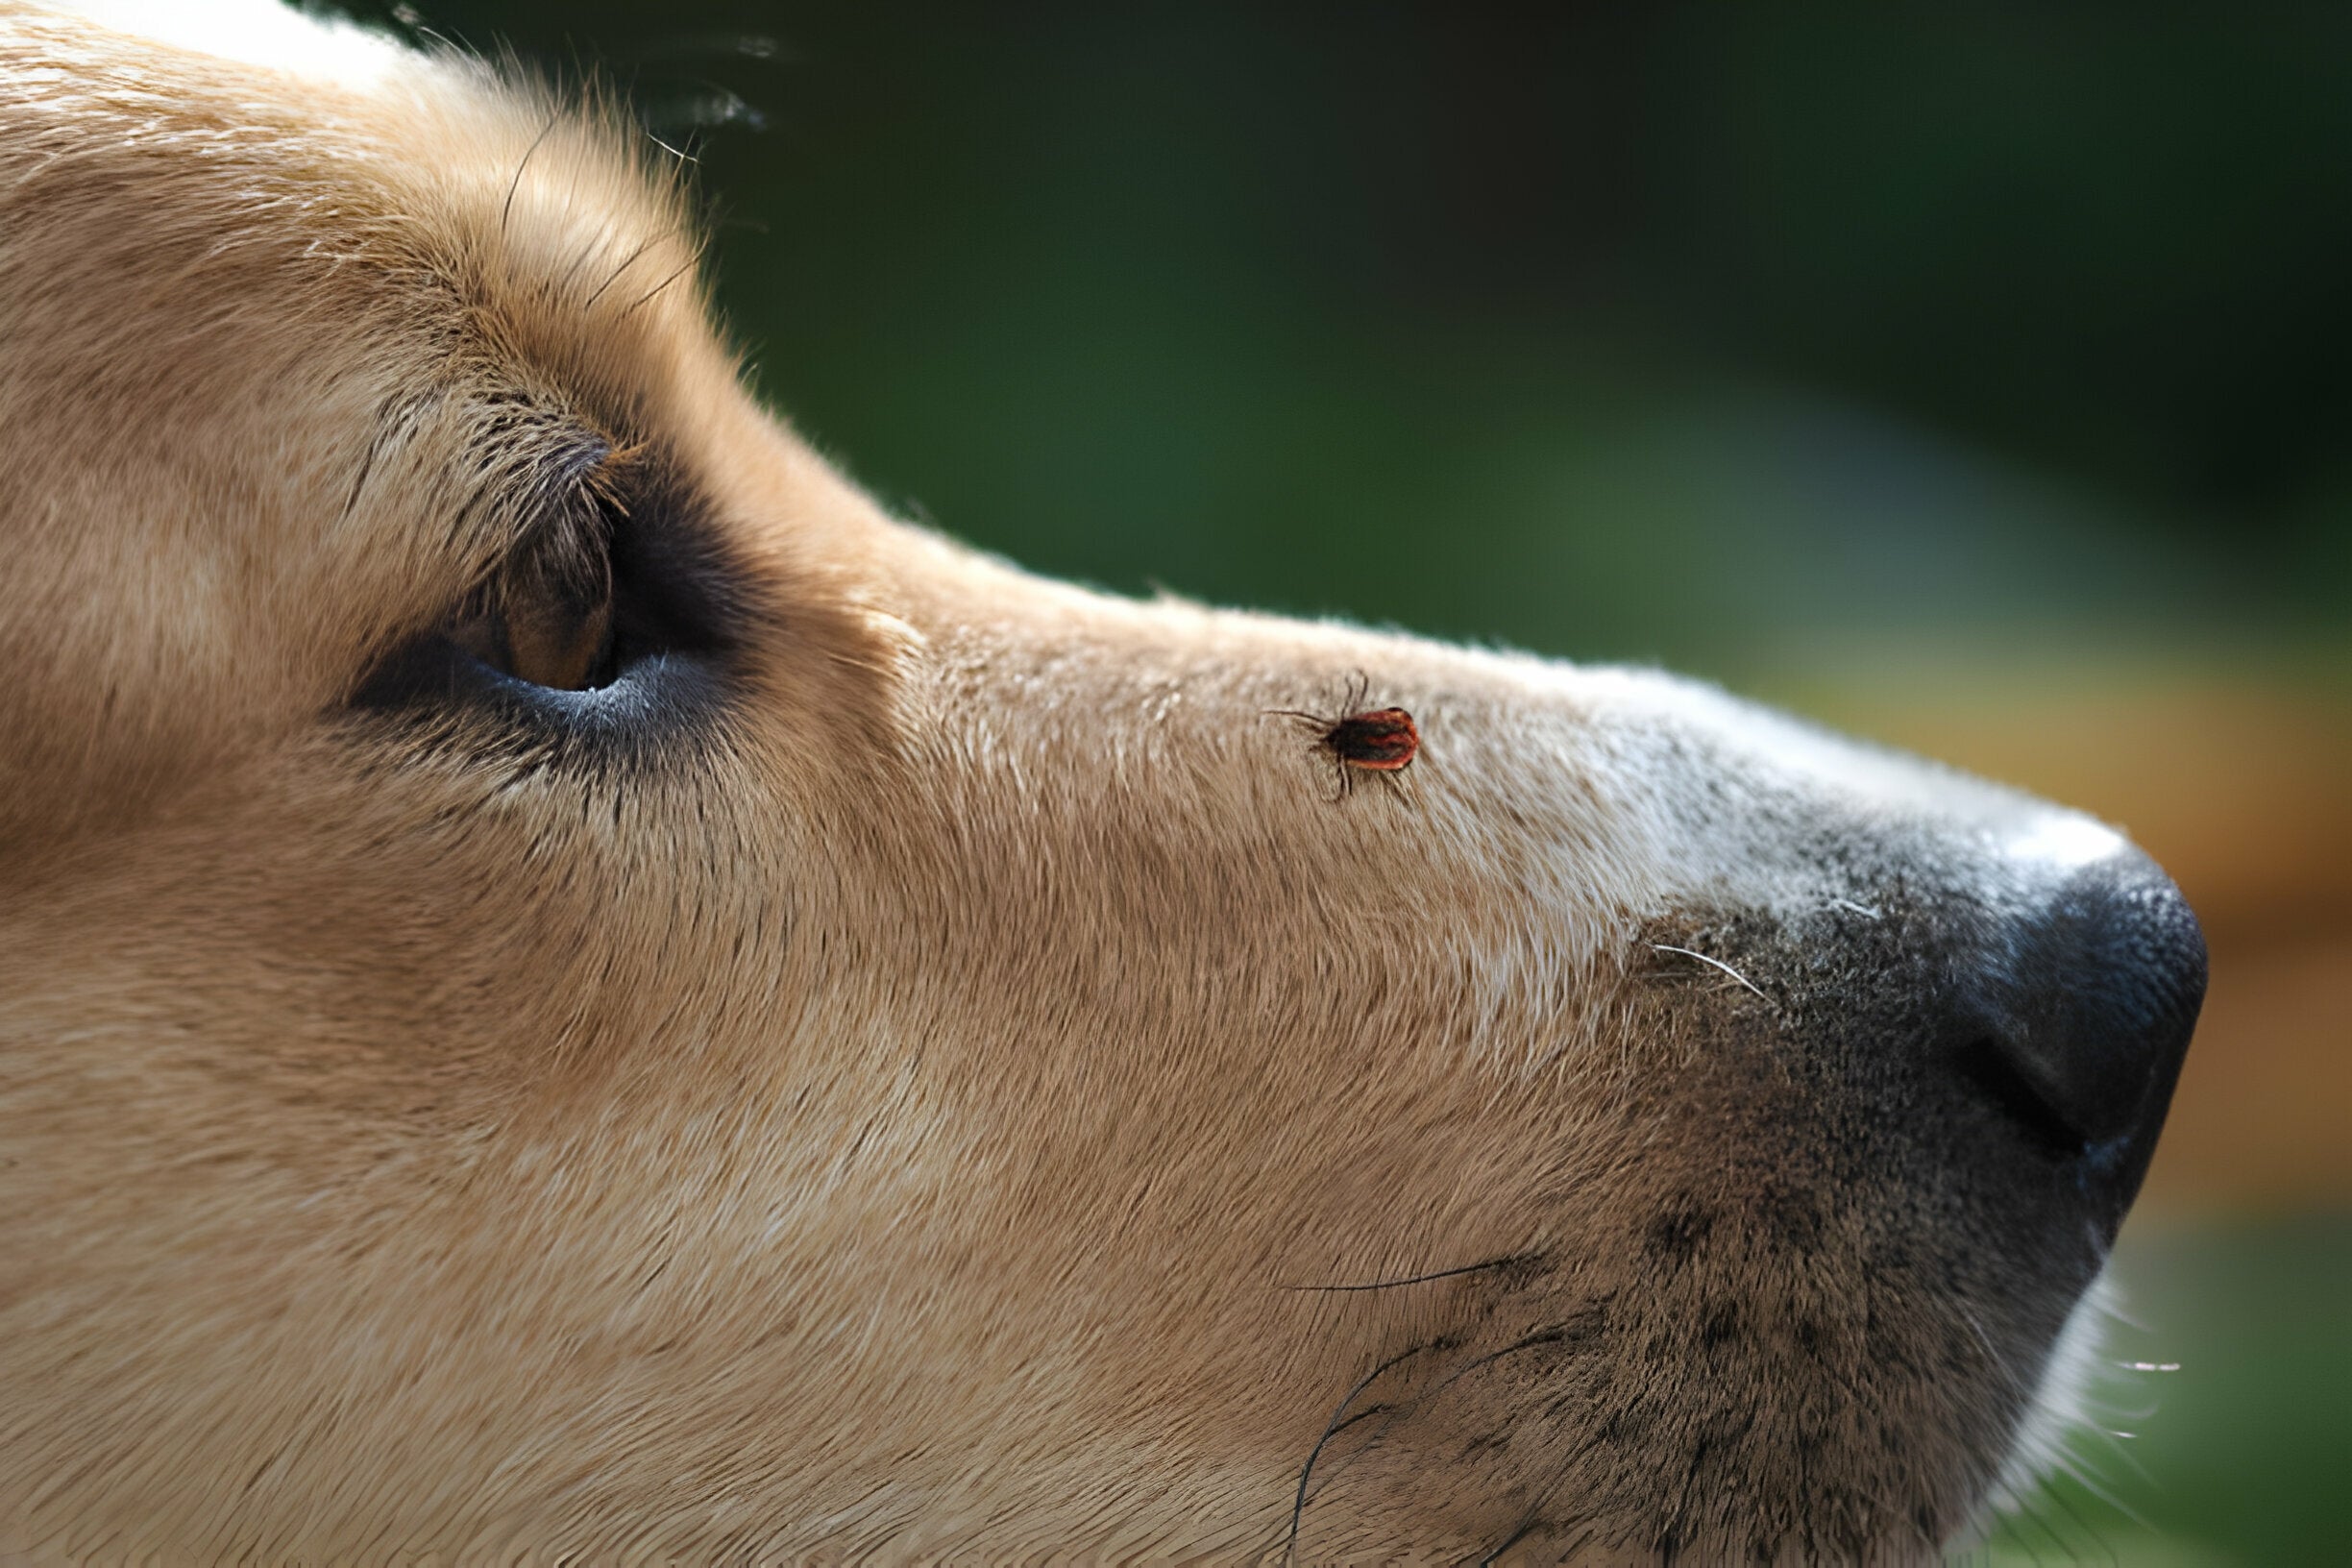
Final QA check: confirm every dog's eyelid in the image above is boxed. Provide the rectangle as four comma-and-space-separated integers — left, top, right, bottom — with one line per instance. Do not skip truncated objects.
476, 418, 653, 576
472, 415, 634, 534
515, 426, 616, 511
577, 437, 650, 503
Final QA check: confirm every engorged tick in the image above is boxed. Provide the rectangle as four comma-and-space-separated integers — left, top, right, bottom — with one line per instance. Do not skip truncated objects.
1268, 674, 1419, 802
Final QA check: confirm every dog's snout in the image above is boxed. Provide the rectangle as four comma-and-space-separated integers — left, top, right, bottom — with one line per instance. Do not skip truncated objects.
1948, 842, 2205, 1208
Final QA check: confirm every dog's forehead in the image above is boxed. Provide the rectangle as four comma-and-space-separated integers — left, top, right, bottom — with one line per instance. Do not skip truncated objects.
10, 0, 710, 403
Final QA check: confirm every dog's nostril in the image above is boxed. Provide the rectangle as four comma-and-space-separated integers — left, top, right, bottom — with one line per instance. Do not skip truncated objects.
1954, 842, 2206, 1185
1951, 1035, 2091, 1160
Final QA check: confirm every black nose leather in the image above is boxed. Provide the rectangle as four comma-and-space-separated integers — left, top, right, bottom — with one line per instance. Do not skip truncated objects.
1951, 846, 2205, 1193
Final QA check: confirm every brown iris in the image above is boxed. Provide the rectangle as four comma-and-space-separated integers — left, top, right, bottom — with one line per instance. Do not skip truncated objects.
443, 521, 618, 691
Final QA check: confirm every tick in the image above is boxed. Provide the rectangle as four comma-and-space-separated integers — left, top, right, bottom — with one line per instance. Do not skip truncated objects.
1269, 674, 1420, 801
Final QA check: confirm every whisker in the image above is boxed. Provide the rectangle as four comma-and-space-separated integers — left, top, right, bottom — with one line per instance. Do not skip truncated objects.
2054, 1446, 2152, 1533
1286, 1342, 1438, 1563
1953, 1299, 2033, 1405
579, 233, 660, 311
1649, 943, 1769, 1001
619, 240, 711, 316
501, 111, 561, 235
1279, 1255, 1526, 1293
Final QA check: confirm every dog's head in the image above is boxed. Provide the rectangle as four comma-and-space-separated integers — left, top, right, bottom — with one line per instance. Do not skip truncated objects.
0, 3, 2204, 1559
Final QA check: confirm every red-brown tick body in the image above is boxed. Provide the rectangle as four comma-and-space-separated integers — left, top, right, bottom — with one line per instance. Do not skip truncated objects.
1269, 676, 1419, 801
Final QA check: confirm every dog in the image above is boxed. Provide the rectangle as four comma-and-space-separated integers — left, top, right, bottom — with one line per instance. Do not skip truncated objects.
0, 3, 2205, 1559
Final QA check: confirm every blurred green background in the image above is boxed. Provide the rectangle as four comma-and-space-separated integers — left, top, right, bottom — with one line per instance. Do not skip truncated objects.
346, 3, 2350, 1558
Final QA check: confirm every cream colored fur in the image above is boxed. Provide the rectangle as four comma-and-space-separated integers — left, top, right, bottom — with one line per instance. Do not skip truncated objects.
0, 3, 2153, 1560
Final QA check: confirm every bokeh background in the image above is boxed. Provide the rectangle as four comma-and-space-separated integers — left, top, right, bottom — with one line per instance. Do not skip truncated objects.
347, 3, 2350, 1558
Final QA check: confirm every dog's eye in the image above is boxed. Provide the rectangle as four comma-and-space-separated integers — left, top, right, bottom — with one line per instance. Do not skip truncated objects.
354, 456, 734, 726
444, 522, 618, 692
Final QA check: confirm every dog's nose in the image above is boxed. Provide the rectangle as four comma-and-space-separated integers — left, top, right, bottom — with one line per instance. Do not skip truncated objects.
1948, 840, 2205, 1211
